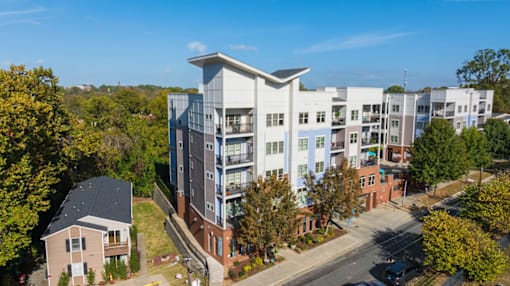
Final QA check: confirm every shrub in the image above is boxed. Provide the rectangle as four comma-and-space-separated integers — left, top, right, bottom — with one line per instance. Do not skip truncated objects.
130, 225, 138, 244
315, 228, 325, 235
58, 271, 70, 286
86, 268, 95, 285
251, 263, 257, 268
238, 270, 246, 278
307, 239, 313, 245
304, 233, 313, 241
233, 260, 240, 266
228, 269, 236, 279
254, 256, 263, 266
117, 260, 128, 279
130, 248, 140, 273
314, 236, 324, 244
242, 265, 252, 273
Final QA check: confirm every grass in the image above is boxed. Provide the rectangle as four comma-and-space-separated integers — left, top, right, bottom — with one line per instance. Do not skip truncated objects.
133, 200, 190, 283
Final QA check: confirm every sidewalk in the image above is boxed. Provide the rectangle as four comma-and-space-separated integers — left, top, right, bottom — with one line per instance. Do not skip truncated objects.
234, 205, 416, 286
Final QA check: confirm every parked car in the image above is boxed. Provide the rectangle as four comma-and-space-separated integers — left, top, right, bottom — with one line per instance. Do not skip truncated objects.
354, 280, 386, 286
382, 260, 419, 285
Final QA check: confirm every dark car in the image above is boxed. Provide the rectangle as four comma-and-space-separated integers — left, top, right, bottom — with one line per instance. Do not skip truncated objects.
353, 281, 386, 286
382, 260, 419, 286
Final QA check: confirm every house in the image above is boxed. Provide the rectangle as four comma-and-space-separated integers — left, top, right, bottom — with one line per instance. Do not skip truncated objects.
168, 52, 394, 265
41, 176, 132, 286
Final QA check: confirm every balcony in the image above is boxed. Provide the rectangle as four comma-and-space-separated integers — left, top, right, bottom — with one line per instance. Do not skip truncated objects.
331, 141, 345, 151
216, 153, 253, 166
362, 138, 379, 146
217, 182, 253, 196
362, 114, 380, 124
360, 159, 377, 168
216, 124, 253, 135
332, 118, 346, 126
478, 108, 486, 114
216, 216, 223, 227
104, 242, 129, 257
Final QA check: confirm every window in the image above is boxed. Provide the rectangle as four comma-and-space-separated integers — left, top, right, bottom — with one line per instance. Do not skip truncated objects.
206, 202, 214, 212
206, 171, 214, 180
297, 187, 308, 206
315, 161, 324, 173
190, 161, 194, 169
108, 230, 121, 244
315, 136, 325, 148
205, 113, 213, 120
458, 105, 462, 113
425, 105, 430, 113
299, 112, 309, 124
298, 138, 308, 151
392, 105, 400, 112
297, 164, 308, 177
316, 111, 326, 123
472, 120, 476, 127
488, 104, 491, 111
464, 105, 468, 112
226, 114, 241, 127
226, 172, 241, 185
190, 135, 193, 143
456, 121, 462, 129
349, 155, 357, 167
351, 110, 359, 121
473, 105, 477, 112
179, 165, 184, 173
217, 236, 223, 257
71, 238, 81, 252
416, 122, 426, 129
360, 176, 366, 188
390, 135, 398, 144
265, 168, 284, 180
266, 113, 284, 127
417, 105, 424, 113
391, 120, 399, 128
266, 141, 284, 155
368, 174, 375, 186
71, 263, 84, 276
226, 144, 241, 156
350, 132, 358, 144
178, 141, 183, 149
206, 142, 213, 151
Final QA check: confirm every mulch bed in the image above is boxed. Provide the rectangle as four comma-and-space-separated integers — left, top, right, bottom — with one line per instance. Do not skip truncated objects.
152, 253, 177, 266
294, 228, 347, 253
226, 256, 284, 282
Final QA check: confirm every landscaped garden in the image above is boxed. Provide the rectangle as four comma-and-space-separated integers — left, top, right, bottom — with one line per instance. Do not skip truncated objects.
293, 227, 347, 253
227, 255, 284, 282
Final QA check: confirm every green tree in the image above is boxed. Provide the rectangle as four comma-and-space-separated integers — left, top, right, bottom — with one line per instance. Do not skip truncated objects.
58, 271, 70, 286
409, 119, 468, 196
86, 267, 95, 285
456, 48, 510, 112
238, 176, 300, 260
0, 65, 71, 266
483, 118, 510, 159
422, 211, 508, 282
460, 127, 492, 185
304, 160, 361, 234
384, 85, 405, 93
459, 173, 510, 234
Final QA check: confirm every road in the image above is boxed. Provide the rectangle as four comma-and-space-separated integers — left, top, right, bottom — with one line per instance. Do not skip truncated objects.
284, 220, 424, 286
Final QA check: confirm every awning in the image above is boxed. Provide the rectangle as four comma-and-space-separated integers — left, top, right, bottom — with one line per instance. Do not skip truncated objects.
393, 153, 402, 158
368, 151, 376, 157
379, 169, 385, 174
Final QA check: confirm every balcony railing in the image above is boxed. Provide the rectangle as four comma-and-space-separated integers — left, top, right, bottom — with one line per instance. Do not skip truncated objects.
216, 182, 253, 196
216, 153, 253, 166
360, 160, 377, 167
216, 216, 223, 227
331, 141, 345, 150
478, 109, 486, 114
362, 114, 380, 123
362, 138, 379, 146
331, 118, 346, 126
104, 242, 129, 257
216, 124, 253, 135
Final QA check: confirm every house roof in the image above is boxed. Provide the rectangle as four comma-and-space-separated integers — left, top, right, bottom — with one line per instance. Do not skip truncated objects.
42, 176, 132, 239
188, 52, 310, 84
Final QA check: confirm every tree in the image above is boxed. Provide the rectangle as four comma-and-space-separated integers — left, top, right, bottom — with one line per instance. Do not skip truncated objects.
483, 118, 510, 159
58, 271, 70, 286
0, 65, 72, 266
304, 160, 361, 234
86, 267, 96, 285
460, 127, 492, 185
422, 211, 508, 282
457, 48, 510, 112
238, 176, 300, 260
384, 85, 405, 93
459, 173, 510, 234
409, 119, 468, 196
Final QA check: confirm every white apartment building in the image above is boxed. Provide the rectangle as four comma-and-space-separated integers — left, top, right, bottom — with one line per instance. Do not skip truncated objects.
168, 53, 390, 265
383, 88, 493, 162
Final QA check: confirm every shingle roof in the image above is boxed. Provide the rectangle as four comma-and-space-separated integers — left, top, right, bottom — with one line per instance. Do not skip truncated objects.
42, 176, 131, 238
271, 68, 309, 80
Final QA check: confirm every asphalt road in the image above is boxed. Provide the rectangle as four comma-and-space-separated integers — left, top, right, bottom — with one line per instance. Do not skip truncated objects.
284, 220, 424, 286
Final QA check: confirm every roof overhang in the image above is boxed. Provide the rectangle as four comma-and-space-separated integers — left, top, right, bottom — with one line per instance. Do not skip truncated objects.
188, 52, 310, 84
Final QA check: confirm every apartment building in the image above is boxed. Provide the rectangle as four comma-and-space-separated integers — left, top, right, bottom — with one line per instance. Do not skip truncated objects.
168, 53, 396, 265
383, 88, 493, 162
41, 176, 132, 286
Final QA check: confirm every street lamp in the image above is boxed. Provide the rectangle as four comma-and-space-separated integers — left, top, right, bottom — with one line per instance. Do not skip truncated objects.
424, 185, 429, 208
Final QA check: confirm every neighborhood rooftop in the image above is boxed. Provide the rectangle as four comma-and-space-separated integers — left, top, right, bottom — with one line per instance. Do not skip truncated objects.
42, 176, 132, 238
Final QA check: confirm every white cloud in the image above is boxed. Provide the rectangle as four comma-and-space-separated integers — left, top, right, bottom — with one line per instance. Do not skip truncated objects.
187, 41, 207, 54
0, 7, 46, 17
35, 59, 45, 65
296, 32, 413, 54
229, 44, 257, 51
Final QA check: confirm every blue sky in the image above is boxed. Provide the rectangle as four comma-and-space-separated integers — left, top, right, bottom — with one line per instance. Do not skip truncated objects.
1, 0, 509, 90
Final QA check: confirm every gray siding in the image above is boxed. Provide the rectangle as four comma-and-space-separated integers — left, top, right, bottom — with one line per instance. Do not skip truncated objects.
189, 130, 206, 216
204, 133, 216, 222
